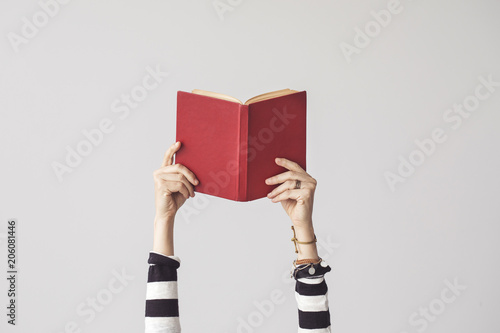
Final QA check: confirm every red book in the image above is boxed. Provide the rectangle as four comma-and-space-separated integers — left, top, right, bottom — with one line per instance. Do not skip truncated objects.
175, 89, 306, 202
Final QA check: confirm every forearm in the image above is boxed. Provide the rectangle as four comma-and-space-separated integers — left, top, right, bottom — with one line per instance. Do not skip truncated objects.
291, 221, 331, 332
146, 215, 181, 333
153, 216, 175, 256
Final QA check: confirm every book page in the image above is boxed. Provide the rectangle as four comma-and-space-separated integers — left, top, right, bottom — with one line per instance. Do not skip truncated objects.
191, 88, 299, 105
244, 89, 298, 105
191, 89, 243, 104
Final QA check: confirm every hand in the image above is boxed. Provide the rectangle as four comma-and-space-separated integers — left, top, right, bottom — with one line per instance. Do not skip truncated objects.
265, 157, 317, 229
153, 141, 199, 221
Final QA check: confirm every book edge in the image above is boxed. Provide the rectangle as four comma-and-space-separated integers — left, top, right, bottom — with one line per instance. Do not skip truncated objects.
238, 104, 249, 201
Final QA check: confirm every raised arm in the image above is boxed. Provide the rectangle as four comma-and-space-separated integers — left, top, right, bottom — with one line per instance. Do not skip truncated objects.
266, 157, 332, 332
145, 141, 198, 333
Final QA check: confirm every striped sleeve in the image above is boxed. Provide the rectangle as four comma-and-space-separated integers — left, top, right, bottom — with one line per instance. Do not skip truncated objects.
145, 251, 181, 333
293, 260, 332, 333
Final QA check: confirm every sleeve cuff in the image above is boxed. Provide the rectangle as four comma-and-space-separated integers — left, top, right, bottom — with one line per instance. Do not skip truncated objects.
293, 261, 331, 279
148, 251, 181, 267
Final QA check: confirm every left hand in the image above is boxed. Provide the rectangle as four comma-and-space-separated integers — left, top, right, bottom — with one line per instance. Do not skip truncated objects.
153, 141, 198, 221
265, 157, 317, 228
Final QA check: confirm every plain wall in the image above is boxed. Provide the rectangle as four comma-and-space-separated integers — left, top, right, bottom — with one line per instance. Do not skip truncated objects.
1, 0, 499, 332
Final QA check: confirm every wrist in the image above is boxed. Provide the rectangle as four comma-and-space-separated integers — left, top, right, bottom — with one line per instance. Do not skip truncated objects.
292, 224, 315, 239
292, 218, 314, 230
154, 214, 175, 226
153, 215, 175, 256
291, 224, 319, 261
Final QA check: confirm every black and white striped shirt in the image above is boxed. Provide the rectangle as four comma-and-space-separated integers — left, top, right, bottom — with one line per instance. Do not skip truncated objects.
145, 251, 331, 332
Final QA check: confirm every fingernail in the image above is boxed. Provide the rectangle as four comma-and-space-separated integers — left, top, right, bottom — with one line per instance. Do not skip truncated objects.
265, 179, 270, 184
194, 179, 199, 184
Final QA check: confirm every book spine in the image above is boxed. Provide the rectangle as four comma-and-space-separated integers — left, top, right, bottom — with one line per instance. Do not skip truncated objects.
238, 104, 249, 201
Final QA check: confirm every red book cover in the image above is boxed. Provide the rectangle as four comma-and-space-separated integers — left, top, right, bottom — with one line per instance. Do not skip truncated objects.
175, 90, 306, 202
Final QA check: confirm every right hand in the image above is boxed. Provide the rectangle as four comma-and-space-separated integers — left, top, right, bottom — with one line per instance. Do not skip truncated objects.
153, 141, 199, 220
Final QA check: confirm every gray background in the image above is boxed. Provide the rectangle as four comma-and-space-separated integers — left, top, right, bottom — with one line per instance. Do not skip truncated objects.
1, 0, 499, 332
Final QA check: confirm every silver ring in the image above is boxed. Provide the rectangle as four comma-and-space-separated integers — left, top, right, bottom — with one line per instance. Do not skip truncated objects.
295, 180, 301, 189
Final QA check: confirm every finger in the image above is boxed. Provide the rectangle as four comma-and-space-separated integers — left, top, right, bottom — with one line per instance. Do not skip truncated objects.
265, 170, 310, 186
274, 157, 305, 173
156, 164, 199, 188
171, 163, 199, 187
162, 180, 191, 199
270, 188, 307, 204
161, 141, 181, 167
268, 180, 314, 199
157, 172, 195, 197
267, 180, 296, 198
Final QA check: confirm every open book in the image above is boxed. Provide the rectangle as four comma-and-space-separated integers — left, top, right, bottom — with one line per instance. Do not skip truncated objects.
175, 88, 307, 202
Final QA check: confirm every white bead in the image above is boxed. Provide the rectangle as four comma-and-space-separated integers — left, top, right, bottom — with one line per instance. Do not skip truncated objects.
308, 267, 315, 275
320, 261, 328, 267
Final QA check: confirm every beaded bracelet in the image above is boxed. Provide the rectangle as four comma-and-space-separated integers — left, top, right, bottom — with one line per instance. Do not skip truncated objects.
295, 258, 322, 265
291, 257, 329, 278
